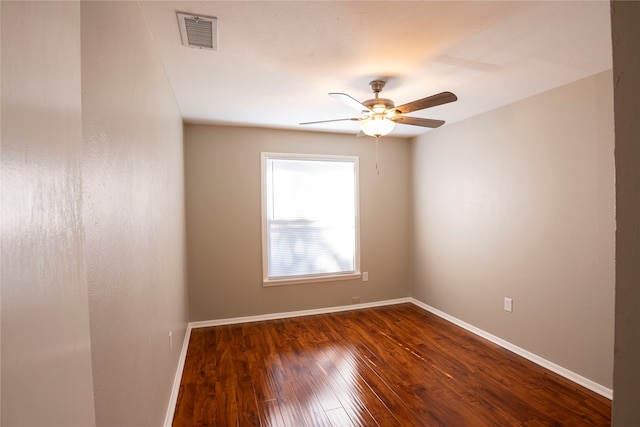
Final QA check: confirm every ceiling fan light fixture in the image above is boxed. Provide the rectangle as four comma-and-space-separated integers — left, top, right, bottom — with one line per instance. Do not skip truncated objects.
360, 115, 395, 137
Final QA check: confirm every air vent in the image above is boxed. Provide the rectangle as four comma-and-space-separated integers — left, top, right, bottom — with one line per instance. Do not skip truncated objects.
177, 12, 217, 50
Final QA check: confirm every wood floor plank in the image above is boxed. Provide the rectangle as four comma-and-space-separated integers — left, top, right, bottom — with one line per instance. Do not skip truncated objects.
213, 327, 239, 426
231, 327, 262, 426
342, 319, 473, 425
315, 345, 383, 426
173, 303, 611, 427
324, 407, 356, 427
259, 399, 286, 427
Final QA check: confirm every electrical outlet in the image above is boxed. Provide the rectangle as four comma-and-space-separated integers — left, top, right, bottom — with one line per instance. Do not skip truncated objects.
362, 272, 369, 282
351, 296, 360, 304
504, 298, 513, 313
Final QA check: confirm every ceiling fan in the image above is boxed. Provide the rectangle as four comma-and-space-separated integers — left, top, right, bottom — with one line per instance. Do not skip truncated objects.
300, 80, 458, 137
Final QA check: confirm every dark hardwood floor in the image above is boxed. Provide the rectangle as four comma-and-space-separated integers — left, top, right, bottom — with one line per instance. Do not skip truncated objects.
172, 303, 611, 426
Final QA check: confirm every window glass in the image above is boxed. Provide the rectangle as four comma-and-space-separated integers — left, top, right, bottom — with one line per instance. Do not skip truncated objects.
262, 154, 359, 285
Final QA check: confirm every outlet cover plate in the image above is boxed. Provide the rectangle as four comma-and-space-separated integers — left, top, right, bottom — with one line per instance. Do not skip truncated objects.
504, 297, 513, 312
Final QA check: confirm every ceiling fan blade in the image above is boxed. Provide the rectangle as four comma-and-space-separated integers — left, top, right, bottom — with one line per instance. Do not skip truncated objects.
299, 117, 361, 125
329, 93, 372, 113
393, 92, 457, 114
390, 116, 445, 128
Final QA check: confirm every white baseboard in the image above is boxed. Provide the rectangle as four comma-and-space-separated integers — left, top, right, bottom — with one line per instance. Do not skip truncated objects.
163, 325, 193, 427
409, 298, 613, 400
164, 296, 611, 424
188, 297, 412, 329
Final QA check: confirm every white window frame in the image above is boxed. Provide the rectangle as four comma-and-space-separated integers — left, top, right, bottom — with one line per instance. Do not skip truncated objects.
261, 152, 361, 286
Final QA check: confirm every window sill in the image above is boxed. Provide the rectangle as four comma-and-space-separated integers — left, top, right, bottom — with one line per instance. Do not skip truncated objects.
263, 272, 361, 287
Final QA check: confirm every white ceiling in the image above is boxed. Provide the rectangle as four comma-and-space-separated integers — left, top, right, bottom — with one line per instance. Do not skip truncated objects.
139, 1, 612, 138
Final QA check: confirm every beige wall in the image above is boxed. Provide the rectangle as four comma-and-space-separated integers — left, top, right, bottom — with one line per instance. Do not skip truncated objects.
185, 125, 411, 321
412, 71, 615, 389
1, 1, 189, 425
81, 2, 188, 426
611, 1, 640, 424
1, 2, 96, 425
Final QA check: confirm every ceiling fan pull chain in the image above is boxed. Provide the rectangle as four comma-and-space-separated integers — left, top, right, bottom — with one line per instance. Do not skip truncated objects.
375, 136, 380, 176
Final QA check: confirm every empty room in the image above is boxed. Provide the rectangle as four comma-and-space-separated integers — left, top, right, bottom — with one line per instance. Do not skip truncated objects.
2, 1, 639, 426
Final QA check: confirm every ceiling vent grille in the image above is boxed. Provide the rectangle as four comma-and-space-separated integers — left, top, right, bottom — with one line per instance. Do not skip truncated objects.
177, 12, 217, 50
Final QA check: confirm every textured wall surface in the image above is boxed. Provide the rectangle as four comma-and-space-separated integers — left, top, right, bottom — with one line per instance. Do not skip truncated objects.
81, 2, 188, 426
184, 125, 411, 321
1, 2, 97, 425
411, 71, 615, 390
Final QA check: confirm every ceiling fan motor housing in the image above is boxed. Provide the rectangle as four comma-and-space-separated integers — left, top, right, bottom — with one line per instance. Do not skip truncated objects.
364, 80, 395, 114
363, 98, 395, 114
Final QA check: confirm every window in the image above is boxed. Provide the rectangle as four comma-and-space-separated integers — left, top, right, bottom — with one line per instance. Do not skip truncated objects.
261, 153, 360, 286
